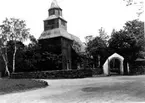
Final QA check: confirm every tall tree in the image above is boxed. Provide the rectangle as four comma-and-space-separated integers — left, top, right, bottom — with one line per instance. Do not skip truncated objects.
86, 36, 107, 67
124, 20, 145, 58
0, 24, 10, 76
98, 27, 109, 45
2, 18, 30, 73
109, 20, 144, 62
109, 30, 138, 62
124, 20, 144, 39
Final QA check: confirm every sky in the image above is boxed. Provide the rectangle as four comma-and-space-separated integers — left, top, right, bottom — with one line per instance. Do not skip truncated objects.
0, 0, 144, 42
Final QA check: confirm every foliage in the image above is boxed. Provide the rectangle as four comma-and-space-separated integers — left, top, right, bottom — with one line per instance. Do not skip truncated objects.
86, 36, 107, 68
98, 27, 109, 45
86, 37, 107, 56
0, 23, 10, 76
1, 18, 30, 73
10, 69, 93, 79
109, 20, 145, 62
125, 20, 145, 58
109, 30, 138, 61
7, 40, 26, 72
124, 20, 144, 40
12, 38, 63, 72
129, 60, 145, 75
123, 0, 144, 17
85, 35, 94, 44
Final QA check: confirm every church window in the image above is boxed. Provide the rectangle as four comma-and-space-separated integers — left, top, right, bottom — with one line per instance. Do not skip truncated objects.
55, 9, 59, 16
49, 9, 55, 16
61, 20, 65, 26
58, 11, 62, 16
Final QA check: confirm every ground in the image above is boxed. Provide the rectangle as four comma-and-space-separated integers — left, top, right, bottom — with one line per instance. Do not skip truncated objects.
0, 79, 48, 95
0, 75, 145, 103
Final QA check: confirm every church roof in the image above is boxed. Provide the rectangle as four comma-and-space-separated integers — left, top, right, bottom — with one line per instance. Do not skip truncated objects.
50, 0, 60, 9
39, 28, 72, 40
70, 34, 86, 53
39, 28, 86, 53
44, 15, 66, 22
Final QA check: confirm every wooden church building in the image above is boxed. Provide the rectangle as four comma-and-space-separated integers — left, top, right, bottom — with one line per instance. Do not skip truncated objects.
39, 0, 85, 70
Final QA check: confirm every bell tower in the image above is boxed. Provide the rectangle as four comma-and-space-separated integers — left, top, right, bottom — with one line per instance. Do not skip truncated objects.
44, 0, 67, 31
39, 0, 84, 70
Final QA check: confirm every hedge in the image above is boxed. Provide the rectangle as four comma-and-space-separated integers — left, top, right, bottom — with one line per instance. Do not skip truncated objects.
129, 66, 145, 75
10, 69, 93, 79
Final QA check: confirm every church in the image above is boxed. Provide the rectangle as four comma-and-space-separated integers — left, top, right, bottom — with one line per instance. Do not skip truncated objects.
39, 0, 85, 70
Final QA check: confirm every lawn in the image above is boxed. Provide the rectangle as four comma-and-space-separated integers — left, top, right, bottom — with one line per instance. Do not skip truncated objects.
0, 79, 48, 95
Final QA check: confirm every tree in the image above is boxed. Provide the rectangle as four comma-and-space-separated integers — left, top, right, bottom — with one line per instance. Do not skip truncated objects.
124, 20, 144, 39
2, 18, 30, 73
98, 27, 109, 45
28, 35, 38, 48
86, 36, 107, 68
123, 0, 144, 18
124, 20, 145, 58
109, 30, 138, 62
0, 25, 10, 76
84, 35, 94, 45
109, 19, 145, 61
7, 40, 26, 72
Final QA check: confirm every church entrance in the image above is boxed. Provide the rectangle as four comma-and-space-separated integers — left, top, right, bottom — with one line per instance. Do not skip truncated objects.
109, 58, 121, 75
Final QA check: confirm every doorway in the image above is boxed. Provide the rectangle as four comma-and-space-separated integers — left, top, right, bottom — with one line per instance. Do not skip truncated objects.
109, 58, 121, 75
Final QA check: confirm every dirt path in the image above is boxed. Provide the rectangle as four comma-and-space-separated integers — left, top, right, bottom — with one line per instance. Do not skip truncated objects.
0, 75, 145, 103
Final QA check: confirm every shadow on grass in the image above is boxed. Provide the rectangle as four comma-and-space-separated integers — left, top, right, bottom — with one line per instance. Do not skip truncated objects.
0, 79, 48, 95
82, 79, 145, 100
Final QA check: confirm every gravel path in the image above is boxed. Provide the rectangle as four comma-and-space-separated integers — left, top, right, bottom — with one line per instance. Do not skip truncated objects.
0, 75, 145, 103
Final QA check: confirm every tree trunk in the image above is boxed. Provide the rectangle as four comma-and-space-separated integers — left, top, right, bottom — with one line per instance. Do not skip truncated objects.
97, 55, 100, 67
2, 54, 10, 76
12, 45, 17, 73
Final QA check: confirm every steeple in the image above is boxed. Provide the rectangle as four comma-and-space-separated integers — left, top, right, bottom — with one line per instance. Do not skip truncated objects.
48, 0, 62, 17
50, 0, 60, 9
43, 0, 67, 31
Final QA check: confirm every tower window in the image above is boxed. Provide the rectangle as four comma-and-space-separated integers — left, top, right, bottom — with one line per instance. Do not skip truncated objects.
58, 10, 62, 16
49, 9, 55, 16
55, 9, 59, 16
61, 20, 65, 26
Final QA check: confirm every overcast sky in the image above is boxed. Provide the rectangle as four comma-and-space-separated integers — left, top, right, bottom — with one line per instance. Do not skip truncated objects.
0, 0, 144, 42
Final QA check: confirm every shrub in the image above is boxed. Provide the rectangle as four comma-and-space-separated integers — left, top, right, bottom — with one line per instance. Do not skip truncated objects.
91, 67, 103, 75
10, 69, 93, 79
130, 65, 145, 75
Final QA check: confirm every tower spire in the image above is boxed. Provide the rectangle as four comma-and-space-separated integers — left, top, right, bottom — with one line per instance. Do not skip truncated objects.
50, 0, 60, 9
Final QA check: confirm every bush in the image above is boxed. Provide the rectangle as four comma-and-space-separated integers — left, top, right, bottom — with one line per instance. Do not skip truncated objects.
10, 69, 93, 79
91, 68, 103, 75
130, 65, 145, 75
129, 60, 145, 75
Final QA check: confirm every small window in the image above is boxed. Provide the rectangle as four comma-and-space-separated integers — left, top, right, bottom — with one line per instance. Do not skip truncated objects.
49, 9, 55, 16
55, 10, 59, 16
61, 20, 65, 26
58, 11, 62, 16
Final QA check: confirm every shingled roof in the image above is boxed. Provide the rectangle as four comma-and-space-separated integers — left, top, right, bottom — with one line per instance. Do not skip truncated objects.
44, 15, 66, 22
39, 28, 72, 40
39, 28, 85, 53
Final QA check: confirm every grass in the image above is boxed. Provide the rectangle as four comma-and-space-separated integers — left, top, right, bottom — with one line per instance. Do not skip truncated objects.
0, 79, 48, 95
